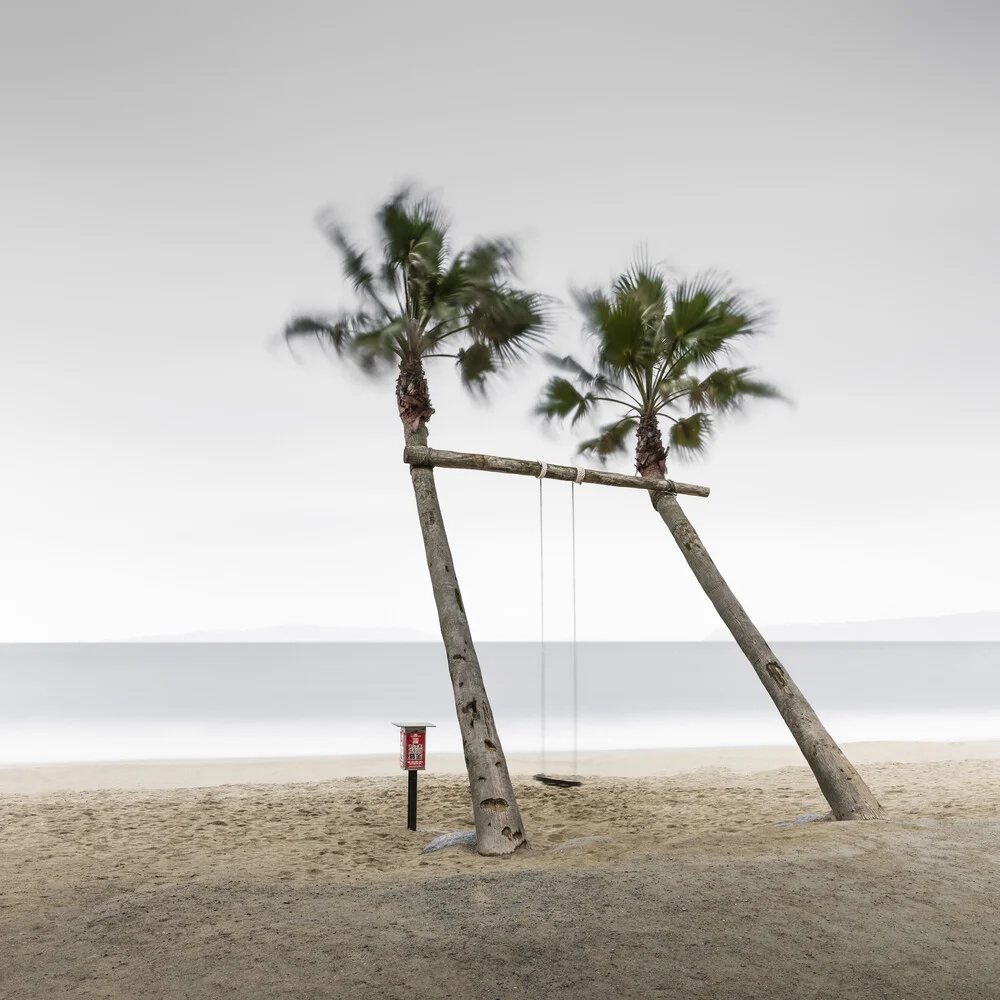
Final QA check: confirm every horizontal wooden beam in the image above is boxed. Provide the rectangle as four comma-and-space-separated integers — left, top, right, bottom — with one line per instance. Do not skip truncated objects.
403, 445, 710, 497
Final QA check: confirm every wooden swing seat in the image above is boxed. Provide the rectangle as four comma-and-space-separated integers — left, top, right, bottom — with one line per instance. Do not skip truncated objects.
533, 773, 583, 788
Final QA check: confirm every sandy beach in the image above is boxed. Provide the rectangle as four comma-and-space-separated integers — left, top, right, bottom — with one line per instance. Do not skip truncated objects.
2, 742, 999, 998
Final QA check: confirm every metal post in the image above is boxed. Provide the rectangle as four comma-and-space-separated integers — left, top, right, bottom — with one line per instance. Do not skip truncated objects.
407, 768, 418, 831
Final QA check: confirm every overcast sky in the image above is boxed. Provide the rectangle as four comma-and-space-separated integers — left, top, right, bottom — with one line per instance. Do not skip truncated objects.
2, 0, 997, 642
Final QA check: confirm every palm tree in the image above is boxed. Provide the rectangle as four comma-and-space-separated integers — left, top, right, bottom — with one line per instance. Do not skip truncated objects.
286, 189, 549, 854
538, 259, 887, 821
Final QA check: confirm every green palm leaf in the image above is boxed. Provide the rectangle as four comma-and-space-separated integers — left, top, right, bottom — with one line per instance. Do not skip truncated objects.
541, 353, 600, 390
352, 320, 406, 369
284, 315, 354, 354
665, 274, 766, 372
316, 211, 377, 299
668, 412, 714, 455
578, 417, 640, 462
466, 290, 549, 363
536, 376, 595, 425
614, 255, 667, 324
687, 367, 786, 414
455, 341, 497, 393
377, 189, 446, 270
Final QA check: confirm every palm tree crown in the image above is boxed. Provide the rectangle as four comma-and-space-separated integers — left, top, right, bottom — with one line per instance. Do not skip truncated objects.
537, 259, 785, 477
286, 188, 549, 432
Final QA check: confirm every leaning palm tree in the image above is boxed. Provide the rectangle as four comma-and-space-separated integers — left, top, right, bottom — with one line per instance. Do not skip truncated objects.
286, 189, 549, 854
538, 258, 887, 821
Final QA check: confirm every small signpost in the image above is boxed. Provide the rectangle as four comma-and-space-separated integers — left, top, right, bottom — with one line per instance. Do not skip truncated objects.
393, 723, 435, 831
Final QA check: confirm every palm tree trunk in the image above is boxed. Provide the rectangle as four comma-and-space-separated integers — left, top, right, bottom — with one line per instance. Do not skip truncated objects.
650, 490, 887, 821
635, 414, 667, 478
405, 426, 528, 854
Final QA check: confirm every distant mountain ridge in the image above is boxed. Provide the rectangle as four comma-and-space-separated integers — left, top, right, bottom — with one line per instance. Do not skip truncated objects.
126, 624, 439, 643
703, 611, 1000, 642
121, 613, 1000, 643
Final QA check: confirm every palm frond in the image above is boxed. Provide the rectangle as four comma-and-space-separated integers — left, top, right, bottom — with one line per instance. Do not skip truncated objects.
657, 374, 701, 406
316, 210, 375, 293
351, 319, 405, 369
455, 341, 496, 394
571, 286, 614, 338
668, 412, 714, 455
542, 352, 600, 389
614, 253, 666, 323
686, 366, 786, 414
377, 189, 448, 272
593, 292, 654, 373
433, 246, 516, 314
463, 237, 519, 282
578, 417, 639, 463
666, 273, 768, 370
574, 266, 666, 379
464, 290, 549, 363
536, 376, 595, 425
408, 224, 448, 290
283, 315, 353, 354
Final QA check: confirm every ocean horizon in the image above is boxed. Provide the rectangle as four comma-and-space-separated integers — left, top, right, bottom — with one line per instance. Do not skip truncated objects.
2, 641, 999, 766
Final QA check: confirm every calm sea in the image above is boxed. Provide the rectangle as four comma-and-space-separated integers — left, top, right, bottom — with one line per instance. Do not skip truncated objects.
1, 642, 998, 765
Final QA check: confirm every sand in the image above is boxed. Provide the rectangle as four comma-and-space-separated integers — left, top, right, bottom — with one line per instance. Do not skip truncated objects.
2, 743, 999, 998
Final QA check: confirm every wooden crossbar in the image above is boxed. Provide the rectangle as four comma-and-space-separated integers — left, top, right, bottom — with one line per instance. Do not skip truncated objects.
403, 445, 711, 497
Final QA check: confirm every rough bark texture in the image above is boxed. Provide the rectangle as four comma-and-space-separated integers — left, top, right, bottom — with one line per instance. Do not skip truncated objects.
403, 445, 710, 497
650, 490, 888, 821
405, 425, 528, 855
635, 414, 668, 479
395, 357, 434, 432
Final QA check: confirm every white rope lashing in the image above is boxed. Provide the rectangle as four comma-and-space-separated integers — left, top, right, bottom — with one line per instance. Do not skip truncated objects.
535, 462, 585, 485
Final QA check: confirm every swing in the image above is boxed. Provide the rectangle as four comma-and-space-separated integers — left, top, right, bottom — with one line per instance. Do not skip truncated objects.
533, 463, 584, 789
402, 443, 710, 789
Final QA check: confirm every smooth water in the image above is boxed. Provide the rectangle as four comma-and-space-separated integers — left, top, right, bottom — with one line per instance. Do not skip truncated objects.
1, 642, 998, 764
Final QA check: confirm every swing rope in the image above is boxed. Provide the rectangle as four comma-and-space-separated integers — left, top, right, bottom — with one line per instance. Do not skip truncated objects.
571, 480, 578, 780
537, 465, 583, 784
538, 472, 546, 778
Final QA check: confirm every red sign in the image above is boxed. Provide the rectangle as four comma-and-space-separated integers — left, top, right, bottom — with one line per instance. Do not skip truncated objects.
400, 729, 426, 770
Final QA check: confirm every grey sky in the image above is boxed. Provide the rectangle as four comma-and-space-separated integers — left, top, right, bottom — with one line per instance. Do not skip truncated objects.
2, 1, 997, 641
